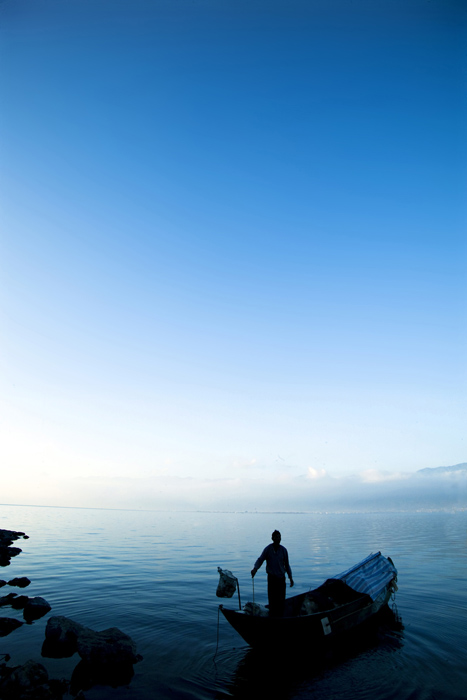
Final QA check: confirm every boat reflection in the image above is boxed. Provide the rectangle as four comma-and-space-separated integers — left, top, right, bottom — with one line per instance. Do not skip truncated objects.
216, 605, 404, 700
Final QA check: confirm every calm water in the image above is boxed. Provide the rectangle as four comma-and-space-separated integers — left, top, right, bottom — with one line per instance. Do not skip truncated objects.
1, 505, 466, 700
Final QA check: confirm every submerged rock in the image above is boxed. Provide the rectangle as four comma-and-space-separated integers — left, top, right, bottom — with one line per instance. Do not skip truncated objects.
0, 593, 19, 607
9, 658, 48, 686
0, 617, 23, 637
70, 657, 134, 693
0, 658, 67, 699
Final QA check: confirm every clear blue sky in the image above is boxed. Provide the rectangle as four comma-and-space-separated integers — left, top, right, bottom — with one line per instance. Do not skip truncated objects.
1, 0, 465, 510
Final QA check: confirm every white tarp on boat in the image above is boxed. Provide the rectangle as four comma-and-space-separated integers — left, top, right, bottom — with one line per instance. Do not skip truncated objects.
334, 552, 397, 601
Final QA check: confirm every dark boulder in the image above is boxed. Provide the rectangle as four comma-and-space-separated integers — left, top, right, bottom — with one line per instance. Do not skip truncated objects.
8, 577, 31, 588
23, 596, 52, 622
43, 616, 142, 693
43, 616, 141, 666
9, 658, 48, 685
0, 617, 23, 637
11, 595, 29, 610
73, 626, 142, 692
0, 658, 66, 699
77, 626, 142, 666
42, 616, 86, 658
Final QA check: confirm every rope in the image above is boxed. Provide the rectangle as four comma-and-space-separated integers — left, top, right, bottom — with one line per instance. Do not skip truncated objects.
235, 577, 241, 610
213, 606, 221, 661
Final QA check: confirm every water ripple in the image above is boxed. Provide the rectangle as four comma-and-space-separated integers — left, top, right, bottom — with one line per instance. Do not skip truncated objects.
1, 506, 466, 700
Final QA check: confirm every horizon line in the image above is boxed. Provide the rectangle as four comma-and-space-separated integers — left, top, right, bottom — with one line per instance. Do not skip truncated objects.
1, 503, 466, 515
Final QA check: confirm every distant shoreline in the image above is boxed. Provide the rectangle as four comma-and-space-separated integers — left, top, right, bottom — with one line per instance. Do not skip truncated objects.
1, 503, 466, 515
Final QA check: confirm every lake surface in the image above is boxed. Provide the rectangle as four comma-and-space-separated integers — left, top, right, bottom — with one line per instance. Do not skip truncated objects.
1, 505, 466, 699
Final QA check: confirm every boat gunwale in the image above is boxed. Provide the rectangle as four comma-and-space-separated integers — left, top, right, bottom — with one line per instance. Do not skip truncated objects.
220, 589, 374, 623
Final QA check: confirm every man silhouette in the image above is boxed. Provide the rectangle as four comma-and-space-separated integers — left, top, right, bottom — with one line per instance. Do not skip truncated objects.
251, 530, 294, 616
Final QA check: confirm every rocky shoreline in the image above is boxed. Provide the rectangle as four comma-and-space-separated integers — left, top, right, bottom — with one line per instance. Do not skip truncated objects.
0, 528, 29, 567
0, 528, 142, 699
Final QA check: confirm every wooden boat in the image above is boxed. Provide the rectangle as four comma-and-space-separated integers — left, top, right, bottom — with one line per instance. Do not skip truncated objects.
219, 551, 397, 648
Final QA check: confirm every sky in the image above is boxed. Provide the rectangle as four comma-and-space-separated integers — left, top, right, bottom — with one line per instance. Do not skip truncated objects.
0, 0, 466, 511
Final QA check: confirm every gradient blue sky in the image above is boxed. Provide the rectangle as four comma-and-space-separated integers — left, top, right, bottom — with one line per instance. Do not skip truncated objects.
1, 0, 466, 510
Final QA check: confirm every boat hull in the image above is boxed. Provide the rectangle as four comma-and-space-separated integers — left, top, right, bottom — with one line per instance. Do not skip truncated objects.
220, 591, 390, 648
219, 553, 397, 648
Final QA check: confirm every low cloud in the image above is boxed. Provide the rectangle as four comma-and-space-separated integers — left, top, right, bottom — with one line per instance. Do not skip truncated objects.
306, 467, 328, 480
358, 469, 410, 484
232, 457, 259, 470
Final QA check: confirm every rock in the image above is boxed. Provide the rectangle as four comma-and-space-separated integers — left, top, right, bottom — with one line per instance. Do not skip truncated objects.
77, 626, 142, 667
10, 659, 48, 687
44, 616, 142, 666
23, 596, 52, 622
0, 580, 6, 588
0, 659, 52, 699
0, 593, 17, 607
8, 577, 31, 588
0, 659, 68, 699
7, 546, 22, 556
11, 595, 29, 609
48, 678, 69, 699
0, 530, 27, 546
0, 530, 28, 568
0, 617, 23, 637
43, 616, 142, 693
42, 616, 86, 658
70, 658, 134, 693
0, 547, 22, 567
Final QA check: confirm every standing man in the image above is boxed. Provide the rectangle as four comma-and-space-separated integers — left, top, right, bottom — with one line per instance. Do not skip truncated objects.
251, 530, 294, 616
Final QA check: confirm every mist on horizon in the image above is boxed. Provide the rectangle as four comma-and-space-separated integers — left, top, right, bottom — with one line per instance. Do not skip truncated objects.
2, 464, 466, 514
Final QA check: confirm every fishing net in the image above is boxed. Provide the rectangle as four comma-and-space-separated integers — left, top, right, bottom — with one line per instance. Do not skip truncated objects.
216, 567, 237, 598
